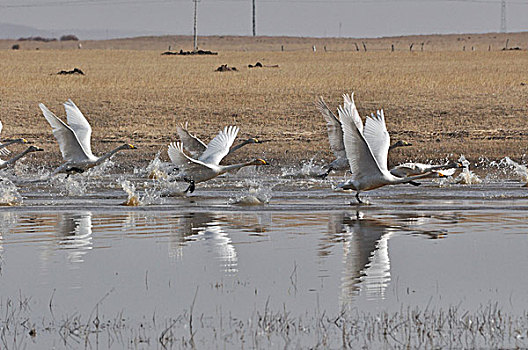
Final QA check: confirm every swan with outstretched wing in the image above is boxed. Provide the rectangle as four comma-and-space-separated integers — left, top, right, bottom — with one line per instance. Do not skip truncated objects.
39, 100, 136, 176
168, 126, 267, 193
338, 106, 431, 203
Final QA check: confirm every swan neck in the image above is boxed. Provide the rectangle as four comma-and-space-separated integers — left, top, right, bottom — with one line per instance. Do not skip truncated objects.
392, 171, 433, 184
222, 161, 254, 172
0, 139, 19, 150
4, 148, 32, 166
228, 139, 250, 154
96, 145, 125, 164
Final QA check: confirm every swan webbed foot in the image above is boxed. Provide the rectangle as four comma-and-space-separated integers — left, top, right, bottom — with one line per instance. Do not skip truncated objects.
183, 178, 195, 194
316, 168, 331, 179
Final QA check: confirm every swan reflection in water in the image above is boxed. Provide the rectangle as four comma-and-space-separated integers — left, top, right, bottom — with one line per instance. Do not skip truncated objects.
55, 212, 93, 264
169, 212, 270, 274
173, 212, 238, 274
0, 211, 19, 254
326, 211, 394, 303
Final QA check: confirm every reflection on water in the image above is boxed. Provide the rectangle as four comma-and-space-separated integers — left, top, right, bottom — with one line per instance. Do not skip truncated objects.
1, 199, 528, 343
55, 212, 93, 264
177, 213, 238, 274
327, 212, 393, 304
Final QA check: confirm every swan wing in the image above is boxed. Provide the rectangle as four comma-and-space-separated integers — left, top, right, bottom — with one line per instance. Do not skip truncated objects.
168, 142, 214, 173
0, 120, 10, 156
340, 103, 383, 179
39, 103, 91, 162
63, 99, 94, 157
176, 122, 207, 158
316, 97, 346, 160
341, 93, 363, 134
363, 110, 391, 171
168, 141, 190, 166
198, 126, 239, 165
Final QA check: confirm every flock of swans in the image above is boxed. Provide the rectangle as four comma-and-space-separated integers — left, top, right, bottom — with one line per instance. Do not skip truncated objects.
0, 93, 488, 204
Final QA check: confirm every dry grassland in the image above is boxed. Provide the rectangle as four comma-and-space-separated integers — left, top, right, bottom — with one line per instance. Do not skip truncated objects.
0, 34, 527, 169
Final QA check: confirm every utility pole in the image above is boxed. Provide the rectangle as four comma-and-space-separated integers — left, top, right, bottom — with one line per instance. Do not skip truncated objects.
193, 0, 199, 51
252, 0, 256, 36
500, 0, 507, 33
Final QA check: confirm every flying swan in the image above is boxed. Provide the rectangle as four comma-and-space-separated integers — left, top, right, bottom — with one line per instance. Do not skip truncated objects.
337, 107, 432, 203
168, 125, 267, 193
39, 100, 136, 176
316, 93, 411, 178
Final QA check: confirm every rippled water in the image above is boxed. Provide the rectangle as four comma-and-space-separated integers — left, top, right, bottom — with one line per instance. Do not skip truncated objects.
1, 161, 528, 348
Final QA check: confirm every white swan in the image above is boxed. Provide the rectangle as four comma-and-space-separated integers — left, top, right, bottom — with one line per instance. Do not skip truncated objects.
0, 145, 43, 170
390, 161, 463, 178
39, 100, 136, 176
168, 126, 267, 193
0, 120, 28, 156
337, 107, 432, 203
177, 122, 262, 159
316, 94, 411, 178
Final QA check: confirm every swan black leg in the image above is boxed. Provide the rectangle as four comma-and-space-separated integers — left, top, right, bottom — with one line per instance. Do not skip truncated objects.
355, 192, 363, 204
409, 181, 421, 186
65, 167, 85, 178
183, 178, 195, 194
317, 167, 332, 179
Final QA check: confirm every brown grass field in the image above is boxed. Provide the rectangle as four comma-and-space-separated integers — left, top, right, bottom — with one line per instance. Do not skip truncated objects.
0, 33, 527, 170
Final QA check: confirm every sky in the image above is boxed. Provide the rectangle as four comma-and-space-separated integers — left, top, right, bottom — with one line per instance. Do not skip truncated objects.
0, 0, 527, 39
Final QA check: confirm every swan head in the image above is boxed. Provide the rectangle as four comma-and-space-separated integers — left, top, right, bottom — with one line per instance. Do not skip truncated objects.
28, 145, 44, 152
248, 138, 260, 144
446, 161, 465, 169
123, 143, 137, 150
251, 158, 268, 166
394, 140, 412, 148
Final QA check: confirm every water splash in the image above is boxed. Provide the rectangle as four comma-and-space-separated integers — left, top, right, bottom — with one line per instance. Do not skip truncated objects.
455, 155, 482, 185
281, 158, 326, 178
501, 157, 528, 184
85, 160, 115, 178
120, 179, 163, 206
142, 152, 175, 180
121, 180, 141, 206
0, 178, 22, 206
229, 179, 274, 205
50, 174, 89, 196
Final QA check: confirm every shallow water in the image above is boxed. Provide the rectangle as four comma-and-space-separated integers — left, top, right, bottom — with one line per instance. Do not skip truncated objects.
1, 166, 528, 348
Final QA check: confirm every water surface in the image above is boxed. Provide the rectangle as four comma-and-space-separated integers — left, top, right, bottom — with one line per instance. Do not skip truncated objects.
1, 170, 527, 348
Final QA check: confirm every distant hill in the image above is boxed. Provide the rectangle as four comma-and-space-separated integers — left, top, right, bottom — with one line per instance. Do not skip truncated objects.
0, 22, 165, 40
0, 22, 54, 39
